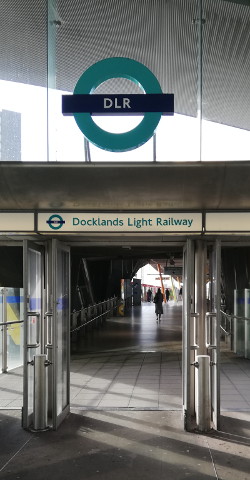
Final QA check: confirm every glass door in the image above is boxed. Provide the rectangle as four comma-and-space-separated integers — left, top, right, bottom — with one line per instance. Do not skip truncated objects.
51, 239, 70, 430
23, 241, 43, 429
182, 239, 196, 431
208, 240, 221, 430
0, 288, 4, 373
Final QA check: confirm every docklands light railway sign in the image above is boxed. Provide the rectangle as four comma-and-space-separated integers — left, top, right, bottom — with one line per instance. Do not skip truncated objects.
39, 213, 202, 233
3, 212, 250, 234
62, 57, 174, 152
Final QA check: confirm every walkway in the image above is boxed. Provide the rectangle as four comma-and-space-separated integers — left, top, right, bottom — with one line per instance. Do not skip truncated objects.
0, 302, 250, 479
71, 301, 182, 410
0, 302, 250, 411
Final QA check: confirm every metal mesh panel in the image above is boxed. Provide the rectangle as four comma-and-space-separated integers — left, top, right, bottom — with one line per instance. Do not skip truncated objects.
55, 0, 198, 117
203, 0, 250, 130
1, 0, 250, 129
0, 0, 47, 87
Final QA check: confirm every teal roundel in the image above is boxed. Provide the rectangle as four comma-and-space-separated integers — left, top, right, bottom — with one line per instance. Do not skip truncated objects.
73, 57, 162, 152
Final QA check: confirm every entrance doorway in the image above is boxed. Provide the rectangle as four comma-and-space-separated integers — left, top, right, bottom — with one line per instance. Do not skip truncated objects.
69, 239, 221, 432
70, 246, 184, 414
1, 237, 249, 432
70, 301, 183, 411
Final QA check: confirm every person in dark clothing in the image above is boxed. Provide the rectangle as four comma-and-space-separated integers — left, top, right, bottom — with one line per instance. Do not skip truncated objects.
146, 288, 152, 302
154, 287, 163, 322
179, 287, 182, 301
165, 288, 170, 302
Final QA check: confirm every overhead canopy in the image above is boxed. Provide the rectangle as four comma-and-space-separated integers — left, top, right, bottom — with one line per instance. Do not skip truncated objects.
0, 161, 250, 211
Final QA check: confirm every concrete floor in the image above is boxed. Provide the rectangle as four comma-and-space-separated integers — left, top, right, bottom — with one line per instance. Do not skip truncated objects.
0, 409, 249, 480
0, 301, 249, 479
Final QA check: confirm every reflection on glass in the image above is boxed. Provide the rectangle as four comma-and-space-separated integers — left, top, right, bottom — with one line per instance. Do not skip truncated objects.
234, 289, 245, 356
202, 121, 250, 161
6, 288, 24, 370
244, 289, 250, 360
0, 288, 24, 373
0, 81, 47, 162
27, 248, 42, 418
56, 249, 69, 415
156, 115, 200, 162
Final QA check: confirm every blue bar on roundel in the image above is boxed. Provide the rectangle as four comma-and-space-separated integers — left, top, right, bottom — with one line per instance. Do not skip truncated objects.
62, 93, 174, 116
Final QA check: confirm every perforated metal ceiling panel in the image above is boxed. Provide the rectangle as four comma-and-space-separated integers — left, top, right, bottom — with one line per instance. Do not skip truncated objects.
0, 0, 250, 130
203, 0, 250, 128
0, 0, 47, 87
55, 0, 199, 118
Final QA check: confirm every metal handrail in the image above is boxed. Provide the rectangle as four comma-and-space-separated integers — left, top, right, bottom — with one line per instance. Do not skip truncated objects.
70, 297, 117, 334
220, 310, 233, 337
220, 325, 231, 336
0, 320, 24, 327
220, 309, 250, 322
71, 299, 114, 318
71, 307, 116, 333
220, 309, 250, 339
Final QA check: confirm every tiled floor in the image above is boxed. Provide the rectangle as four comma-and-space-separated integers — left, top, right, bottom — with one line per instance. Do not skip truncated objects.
0, 302, 249, 412
0, 368, 23, 408
0, 303, 249, 480
220, 353, 250, 411
70, 351, 182, 409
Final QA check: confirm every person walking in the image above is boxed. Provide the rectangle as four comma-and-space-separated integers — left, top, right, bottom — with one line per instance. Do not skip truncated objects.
165, 288, 170, 302
146, 288, 152, 302
154, 287, 163, 322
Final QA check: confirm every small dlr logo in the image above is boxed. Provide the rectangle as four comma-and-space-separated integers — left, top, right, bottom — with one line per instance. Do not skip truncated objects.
104, 97, 131, 109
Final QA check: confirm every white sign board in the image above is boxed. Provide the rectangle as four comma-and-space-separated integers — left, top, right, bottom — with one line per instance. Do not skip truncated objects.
38, 212, 202, 233
206, 212, 250, 232
0, 213, 34, 232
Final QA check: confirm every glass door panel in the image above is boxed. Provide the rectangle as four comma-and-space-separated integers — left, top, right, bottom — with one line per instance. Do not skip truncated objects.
23, 241, 43, 429
209, 240, 221, 430
52, 240, 70, 429
182, 239, 195, 431
234, 289, 245, 356
0, 289, 3, 372
6, 288, 24, 370
245, 290, 250, 359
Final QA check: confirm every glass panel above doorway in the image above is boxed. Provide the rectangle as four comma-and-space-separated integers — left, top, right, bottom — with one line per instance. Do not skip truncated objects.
0, 0, 249, 162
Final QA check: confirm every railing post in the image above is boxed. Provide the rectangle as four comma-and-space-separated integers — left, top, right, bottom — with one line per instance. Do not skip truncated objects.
33, 354, 49, 431
196, 355, 211, 432
98, 302, 101, 326
71, 310, 79, 343
87, 305, 91, 330
81, 308, 86, 334
94, 304, 98, 327
100, 302, 103, 325
69, 295, 117, 337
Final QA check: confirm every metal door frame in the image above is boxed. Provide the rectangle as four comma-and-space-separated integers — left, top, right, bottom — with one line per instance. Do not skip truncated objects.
182, 238, 196, 430
23, 240, 44, 429
207, 239, 221, 430
51, 239, 70, 430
